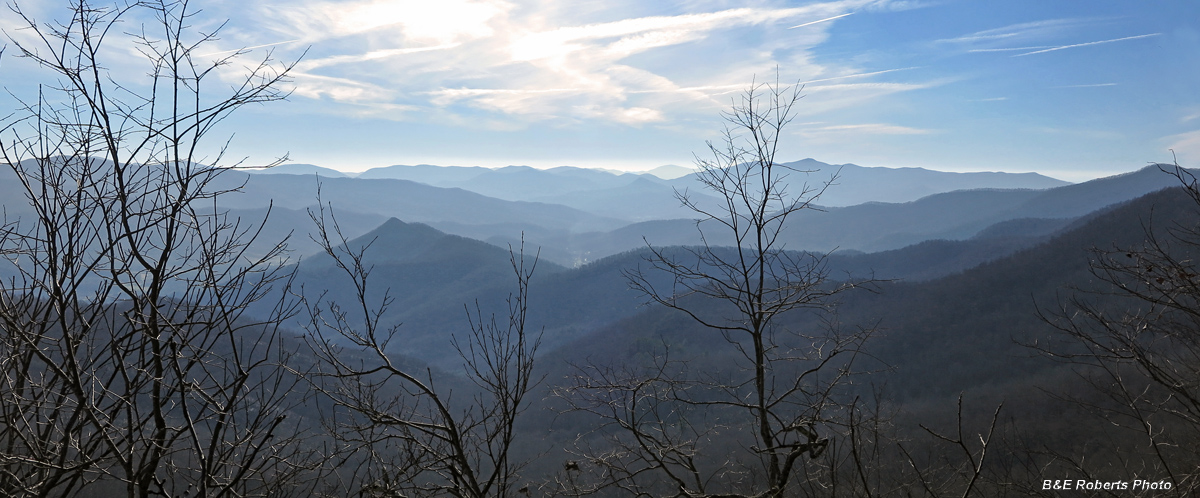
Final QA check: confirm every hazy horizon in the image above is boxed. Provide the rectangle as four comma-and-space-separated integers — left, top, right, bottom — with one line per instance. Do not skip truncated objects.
259, 157, 1118, 183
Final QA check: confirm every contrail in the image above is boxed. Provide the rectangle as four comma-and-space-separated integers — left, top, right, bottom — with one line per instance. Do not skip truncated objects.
801, 67, 918, 85
1053, 83, 1117, 88
968, 46, 1052, 53
198, 39, 301, 58
788, 12, 852, 29
629, 67, 916, 96
1014, 33, 1160, 57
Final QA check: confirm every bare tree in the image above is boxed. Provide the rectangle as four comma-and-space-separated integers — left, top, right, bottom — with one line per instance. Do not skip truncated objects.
552, 77, 1012, 498
1037, 162, 1200, 494
0, 1, 311, 496
302, 201, 543, 498
553, 78, 880, 498
894, 396, 1003, 498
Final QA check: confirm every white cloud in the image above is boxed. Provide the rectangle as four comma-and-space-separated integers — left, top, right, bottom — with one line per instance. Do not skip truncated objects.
198, 40, 303, 58
507, 6, 845, 62
1166, 130, 1200, 164
296, 44, 461, 72
425, 1, 886, 122
862, 0, 941, 12
268, 0, 511, 44
210, 0, 926, 128
426, 87, 583, 118
575, 105, 667, 125
289, 72, 397, 103
801, 81, 938, 111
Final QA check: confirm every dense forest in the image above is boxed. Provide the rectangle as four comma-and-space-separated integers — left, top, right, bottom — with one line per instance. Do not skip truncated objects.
1, 1, 1196, 497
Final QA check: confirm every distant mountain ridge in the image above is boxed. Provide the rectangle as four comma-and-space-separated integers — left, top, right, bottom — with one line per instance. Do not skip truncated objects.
211, 171, 627, 234
245, 163, 348, 177
776, 159, 1070, 207
356, 164, 489, 183
249, 158, 1070, 228
0, 157, 1175, 270
228, 162, 1181, 267
477, 164, 1189, 265
275, 159, 1069, 206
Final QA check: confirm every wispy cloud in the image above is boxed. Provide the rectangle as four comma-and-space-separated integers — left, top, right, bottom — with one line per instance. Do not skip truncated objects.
629, 83, 743, 95
1165, 130, 1200, 164
805, 81, 935, 93
288, 72, 397, 103
296, 44, 462, 72
862, 0, 940, 12
821, 123, 932, 134
939, 18, 1095, 45
197, 39, 302, 58
1013, 33, 1160, 56
1052, 83, 1118, 89
1031, 127, 1123, 140
791, 80, 940, 115
266, 0, 510, 45
800, 122, 935, 136
209, 0, 925, 128
967, 46, 1052, 53
974, 97, 1007, 102
801, 67, 919, 84
506, 6, 850, 62
627, 67, 920, 96
425, 87, 584, 115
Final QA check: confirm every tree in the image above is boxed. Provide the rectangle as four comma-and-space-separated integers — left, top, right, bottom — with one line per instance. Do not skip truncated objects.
552, 77, 1012, 498
556, 79, 882, 498
0, 1, 310, 496
1038, 162, 1200, 494
301, 201, 543, 498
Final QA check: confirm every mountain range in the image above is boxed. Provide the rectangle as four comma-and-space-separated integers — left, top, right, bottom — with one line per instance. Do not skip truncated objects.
276, 164, 1186, 367
470, 164, 1182, 264
5, 157, 1183, 369
524, 184, 1200, 471
248, 158, 1067, 224
1, 159, 1180, 272
228, 159, 1082, 265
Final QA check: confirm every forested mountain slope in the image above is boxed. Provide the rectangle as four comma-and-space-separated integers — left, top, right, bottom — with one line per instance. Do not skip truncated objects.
544, 186, 1198, 413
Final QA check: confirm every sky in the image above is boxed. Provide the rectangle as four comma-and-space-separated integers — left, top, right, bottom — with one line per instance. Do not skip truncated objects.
3, 0, 1199, 182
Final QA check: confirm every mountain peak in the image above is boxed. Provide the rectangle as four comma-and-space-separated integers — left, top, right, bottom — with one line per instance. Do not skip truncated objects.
379, 217, 407, 228
359, 218, 443, 242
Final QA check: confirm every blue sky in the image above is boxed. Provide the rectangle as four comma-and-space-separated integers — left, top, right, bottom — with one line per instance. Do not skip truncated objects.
4, 0, 1198, 181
